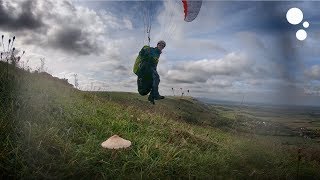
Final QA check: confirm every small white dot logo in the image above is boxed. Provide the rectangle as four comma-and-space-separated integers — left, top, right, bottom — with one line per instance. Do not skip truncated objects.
286, 7, 309, 41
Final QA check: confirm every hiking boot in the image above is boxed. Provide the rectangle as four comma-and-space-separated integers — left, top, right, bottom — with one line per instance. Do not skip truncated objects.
154, 95, 165, 100
148, 95, 155, 105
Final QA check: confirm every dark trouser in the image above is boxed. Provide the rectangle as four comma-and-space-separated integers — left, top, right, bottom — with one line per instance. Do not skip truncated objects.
150, 67, 160, 98
137, 77, 151, 96
137, 63, 160, 97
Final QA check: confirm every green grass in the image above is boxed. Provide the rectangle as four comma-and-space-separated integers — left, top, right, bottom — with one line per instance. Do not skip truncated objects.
1, 61, 320, 179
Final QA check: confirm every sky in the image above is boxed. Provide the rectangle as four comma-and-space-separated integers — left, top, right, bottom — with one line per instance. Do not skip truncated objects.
0, 0, 320, 106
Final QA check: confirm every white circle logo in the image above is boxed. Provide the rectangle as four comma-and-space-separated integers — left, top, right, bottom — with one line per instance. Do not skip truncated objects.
296, 29, 307, 41
286, 8, 303, 25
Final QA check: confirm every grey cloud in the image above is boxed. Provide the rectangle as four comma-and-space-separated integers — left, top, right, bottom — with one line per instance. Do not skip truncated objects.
166, 52, 253, 85
166, 70, 209, 84
305, 65, 320, 80
49, 27, 102, 55
115, 65, 127, 71
99, 10, 133, 31
206, 78, 233, 88
107, 52, 122, 62
86, 56, 130, 75
114, 65, 129, 76
1, 0, 107, 56
44, 1, 106, 55
0, 0, 44, 31
304, 85, 320, 96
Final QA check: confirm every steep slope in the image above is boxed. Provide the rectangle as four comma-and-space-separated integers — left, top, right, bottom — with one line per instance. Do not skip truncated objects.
1, 62, 319, 179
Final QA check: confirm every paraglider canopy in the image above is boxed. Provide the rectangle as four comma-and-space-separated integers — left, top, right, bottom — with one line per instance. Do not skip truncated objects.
182, 0, 202, 22
141, 0, 202, 45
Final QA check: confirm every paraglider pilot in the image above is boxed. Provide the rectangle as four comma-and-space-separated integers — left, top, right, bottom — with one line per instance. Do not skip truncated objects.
133, 40, 166, 104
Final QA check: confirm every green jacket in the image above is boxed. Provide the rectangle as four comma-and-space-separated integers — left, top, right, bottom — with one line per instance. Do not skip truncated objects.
133, 45, 161, 76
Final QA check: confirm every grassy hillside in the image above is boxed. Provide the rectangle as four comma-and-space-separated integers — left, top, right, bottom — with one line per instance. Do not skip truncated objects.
1, 61, 320, 179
